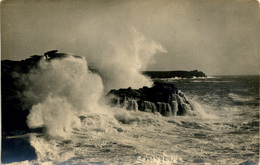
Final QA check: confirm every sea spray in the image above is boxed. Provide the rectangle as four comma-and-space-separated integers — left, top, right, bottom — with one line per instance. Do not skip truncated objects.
27, 96, 81, 138
85, 28, 167, 91
24, 56, 104, 138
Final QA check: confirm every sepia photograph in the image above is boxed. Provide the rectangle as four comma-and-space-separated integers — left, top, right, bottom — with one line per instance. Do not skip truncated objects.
1, 0, 259, 164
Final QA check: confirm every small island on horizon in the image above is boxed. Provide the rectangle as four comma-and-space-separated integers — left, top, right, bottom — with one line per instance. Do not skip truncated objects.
142, 70, 207, 79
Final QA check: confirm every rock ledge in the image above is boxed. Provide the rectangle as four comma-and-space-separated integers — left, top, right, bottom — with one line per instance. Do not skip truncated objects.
107, 82, 196, 116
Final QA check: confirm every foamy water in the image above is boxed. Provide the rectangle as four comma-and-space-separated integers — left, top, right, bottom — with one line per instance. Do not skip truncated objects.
6, 104, 259, 164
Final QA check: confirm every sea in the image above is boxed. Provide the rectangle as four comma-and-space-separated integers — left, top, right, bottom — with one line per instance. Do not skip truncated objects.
4, 74, 259, 165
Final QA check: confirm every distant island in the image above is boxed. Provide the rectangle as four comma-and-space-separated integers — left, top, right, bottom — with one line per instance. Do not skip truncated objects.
142, 70, 207, 79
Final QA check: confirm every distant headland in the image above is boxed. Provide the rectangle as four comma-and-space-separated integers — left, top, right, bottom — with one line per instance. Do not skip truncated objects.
142, 70, 207, 79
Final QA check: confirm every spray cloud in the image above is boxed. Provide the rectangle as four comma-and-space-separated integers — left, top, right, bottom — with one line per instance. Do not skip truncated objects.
83, 28, 167, 91
25, 57, 104, 138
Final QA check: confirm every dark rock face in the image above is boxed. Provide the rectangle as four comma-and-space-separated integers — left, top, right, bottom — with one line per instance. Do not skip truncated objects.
107, 82, 196, 116
143, 70, 206, 79
1, 137, 37, 164
2, 58, 41, 136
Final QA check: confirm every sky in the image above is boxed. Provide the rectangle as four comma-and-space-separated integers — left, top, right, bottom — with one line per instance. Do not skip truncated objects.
1, 0, 259, 75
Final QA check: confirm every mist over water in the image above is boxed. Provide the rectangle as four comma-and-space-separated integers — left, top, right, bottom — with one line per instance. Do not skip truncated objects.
85, 28, 167, 91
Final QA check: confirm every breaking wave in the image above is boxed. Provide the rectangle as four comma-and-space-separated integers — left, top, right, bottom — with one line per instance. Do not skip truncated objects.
228, 93, 254, 103
24, 57, 104, 138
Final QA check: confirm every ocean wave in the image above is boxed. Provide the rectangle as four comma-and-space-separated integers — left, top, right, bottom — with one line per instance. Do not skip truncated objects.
228, 93, 254, 102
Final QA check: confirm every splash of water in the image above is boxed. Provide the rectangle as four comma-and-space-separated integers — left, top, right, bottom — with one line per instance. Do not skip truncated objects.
24, 57, 104, 138
85, 28, 167, 91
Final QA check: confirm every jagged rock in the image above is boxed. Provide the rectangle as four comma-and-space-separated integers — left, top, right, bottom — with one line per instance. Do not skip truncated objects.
138, 101, 157, 113
170, 101, 178, 116
107, 82, 195, 116
157, 102, 172, 116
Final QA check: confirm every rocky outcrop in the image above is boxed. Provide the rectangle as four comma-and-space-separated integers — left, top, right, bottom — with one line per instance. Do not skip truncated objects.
107, 82, 196, 116
142, 70, 206, 79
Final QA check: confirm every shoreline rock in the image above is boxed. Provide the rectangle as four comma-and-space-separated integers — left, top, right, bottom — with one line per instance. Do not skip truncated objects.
107, 82, 196, 116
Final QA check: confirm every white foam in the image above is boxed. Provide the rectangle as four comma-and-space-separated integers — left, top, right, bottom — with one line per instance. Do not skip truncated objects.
27, 96, 81, 138
228, 93, 253, 102
24, 57, 104, 138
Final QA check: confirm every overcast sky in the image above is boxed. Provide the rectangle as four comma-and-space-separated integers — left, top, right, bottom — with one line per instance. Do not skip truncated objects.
1, 0, 259, 75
